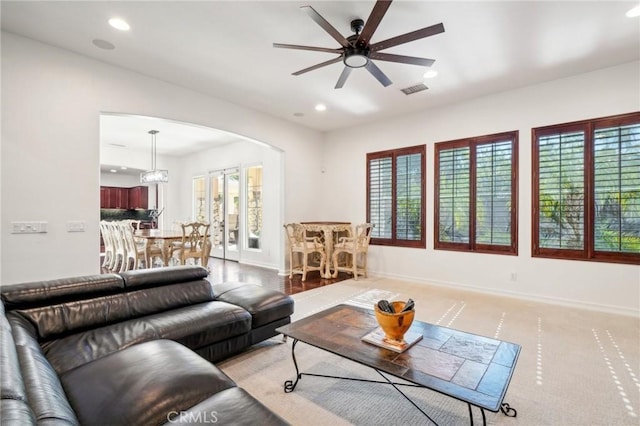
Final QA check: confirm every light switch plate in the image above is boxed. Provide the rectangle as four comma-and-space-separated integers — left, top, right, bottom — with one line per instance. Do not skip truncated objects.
11, 221, 48, 234
67, 221, 86, 232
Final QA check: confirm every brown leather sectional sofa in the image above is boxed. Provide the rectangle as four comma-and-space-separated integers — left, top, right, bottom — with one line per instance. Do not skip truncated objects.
0, 266, 293, 425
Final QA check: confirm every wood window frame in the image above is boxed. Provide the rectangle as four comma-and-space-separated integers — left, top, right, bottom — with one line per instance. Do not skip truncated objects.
532, 111, 640, 265
366, 145, 426, 248
434, 131, 519, 255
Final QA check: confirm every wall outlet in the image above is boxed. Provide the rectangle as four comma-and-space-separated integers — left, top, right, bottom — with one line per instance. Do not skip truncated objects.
510, 272, 517, 282
11, 221, 48, 234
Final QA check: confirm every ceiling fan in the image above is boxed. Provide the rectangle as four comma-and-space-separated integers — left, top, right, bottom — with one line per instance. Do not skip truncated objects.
273, 0, 445, 89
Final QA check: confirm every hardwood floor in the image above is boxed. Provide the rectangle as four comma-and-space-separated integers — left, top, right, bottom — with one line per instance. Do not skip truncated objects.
102, 256, 350, 296
206, 258, 350, 295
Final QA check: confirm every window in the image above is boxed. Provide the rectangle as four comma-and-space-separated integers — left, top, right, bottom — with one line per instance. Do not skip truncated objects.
533, 112, 640, 264
367, 145, 425, 248
245, 165, 262, 250
435, 132, 518, 254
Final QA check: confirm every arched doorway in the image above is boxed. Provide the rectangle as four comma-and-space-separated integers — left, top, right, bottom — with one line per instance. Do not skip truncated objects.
99, 112, 283, 270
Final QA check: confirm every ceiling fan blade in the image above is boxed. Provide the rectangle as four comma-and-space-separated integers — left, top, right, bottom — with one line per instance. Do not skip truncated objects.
292, 56, 343, 76
302, 6, 351, 48
356, 0, 393, 47
365, 61, 392, 87
335, 67, 353, 89
369, 52, 435, 67
370, 22, 445, 52
273, 43, 341, 54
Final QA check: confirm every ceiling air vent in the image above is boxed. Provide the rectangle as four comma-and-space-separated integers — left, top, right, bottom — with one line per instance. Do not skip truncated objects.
401, 83, 429, 95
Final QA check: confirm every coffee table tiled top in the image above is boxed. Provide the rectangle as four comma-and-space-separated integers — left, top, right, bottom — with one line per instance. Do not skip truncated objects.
277, 304, 520, 412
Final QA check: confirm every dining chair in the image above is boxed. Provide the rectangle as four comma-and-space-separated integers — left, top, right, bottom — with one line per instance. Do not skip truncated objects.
283, 223, 326, 281
120, 220, 148, 271
331, 223, 375, 280
100, 221, 115, 269
134, 227, 165, 268
170, 222, 210, 266
107, 221, 127, 272
145, 240, 165, 268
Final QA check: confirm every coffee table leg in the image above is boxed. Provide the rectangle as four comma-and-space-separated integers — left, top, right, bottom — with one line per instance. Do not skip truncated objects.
500, 402, 517, 417
467, 404, 487, 426
284, 339, 301, 393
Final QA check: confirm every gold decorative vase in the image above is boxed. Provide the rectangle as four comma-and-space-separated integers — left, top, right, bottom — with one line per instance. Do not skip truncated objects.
374, 301, 415, 342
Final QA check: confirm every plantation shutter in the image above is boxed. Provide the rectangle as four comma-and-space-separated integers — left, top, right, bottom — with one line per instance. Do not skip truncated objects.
437, 146, 470, 244
537, 131, 585, 250
594, 123, 640, 254
475, 141, 513, 246
368, 156, 393, 239
396, 153, 422, 240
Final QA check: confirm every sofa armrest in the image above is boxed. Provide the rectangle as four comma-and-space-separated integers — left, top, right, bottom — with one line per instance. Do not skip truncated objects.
212, 282, 294, 328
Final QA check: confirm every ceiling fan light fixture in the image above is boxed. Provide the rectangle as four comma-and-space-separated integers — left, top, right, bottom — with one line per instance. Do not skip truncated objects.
276, 2, 445, 89
344, 52, 368, 68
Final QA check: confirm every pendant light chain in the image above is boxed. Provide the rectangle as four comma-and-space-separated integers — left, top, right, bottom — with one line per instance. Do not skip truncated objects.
149, 129, 159, 170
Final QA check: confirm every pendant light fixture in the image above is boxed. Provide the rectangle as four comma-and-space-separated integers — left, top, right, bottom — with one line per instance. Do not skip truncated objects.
140, 130, 169, 184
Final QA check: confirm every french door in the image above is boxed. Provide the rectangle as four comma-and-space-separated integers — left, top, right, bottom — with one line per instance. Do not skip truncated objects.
209, 168, 240, 261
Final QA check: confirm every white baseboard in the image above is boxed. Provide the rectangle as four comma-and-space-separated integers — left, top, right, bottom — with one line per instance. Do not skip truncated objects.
372, 271, 640, 318
236, 259, 280, 272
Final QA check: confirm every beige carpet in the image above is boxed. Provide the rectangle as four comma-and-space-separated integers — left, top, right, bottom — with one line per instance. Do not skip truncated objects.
219, 277, 640, 425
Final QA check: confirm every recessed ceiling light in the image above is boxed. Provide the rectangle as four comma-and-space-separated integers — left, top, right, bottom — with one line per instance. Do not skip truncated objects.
626, 4, 640, 17
423, 69, 438, 79
120, 166, 128, 170
315, 104, 327, 112
92, 39, 115, 50
108, 18, 130, 31
110, 169, 117, 173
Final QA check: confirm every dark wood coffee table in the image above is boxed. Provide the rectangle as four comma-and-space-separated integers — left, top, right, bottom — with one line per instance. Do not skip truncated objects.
277, 304, 520, 426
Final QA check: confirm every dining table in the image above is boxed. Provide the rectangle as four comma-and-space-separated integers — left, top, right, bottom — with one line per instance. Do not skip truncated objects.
134, 229, 183, 267
300, 221, 351, 279
134, 229, 211, 267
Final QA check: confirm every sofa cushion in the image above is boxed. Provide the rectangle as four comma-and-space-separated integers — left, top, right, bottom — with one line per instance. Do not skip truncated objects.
120, 266, 209, 290
126, 279, 214, 317
13, 293, 131, 340
213, 282, 294, 328
145, 301, 252, 348
1, 274, 124, 310
1, 304, 28, 402
42, 301, 252, 375
14, 344, 79, 425
41, 319, 160, 375
60, 340, 236, 426
0, 399, 37, 425
163, 387, 289, 426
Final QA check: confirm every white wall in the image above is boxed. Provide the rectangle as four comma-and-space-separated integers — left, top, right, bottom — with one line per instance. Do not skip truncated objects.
323, 61, 640, 316
2, 31, 637, 315
1, 32, 324, 284
100, 172, 143, 188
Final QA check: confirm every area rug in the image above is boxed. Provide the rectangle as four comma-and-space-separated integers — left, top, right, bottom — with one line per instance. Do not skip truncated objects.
218, 277, 640, 425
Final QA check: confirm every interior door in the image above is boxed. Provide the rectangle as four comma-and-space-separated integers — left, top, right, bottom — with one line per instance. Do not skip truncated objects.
209, 168, 240, 261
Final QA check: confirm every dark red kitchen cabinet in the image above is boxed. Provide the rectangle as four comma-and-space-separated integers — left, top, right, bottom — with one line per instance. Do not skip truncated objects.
128, 186, 148, 209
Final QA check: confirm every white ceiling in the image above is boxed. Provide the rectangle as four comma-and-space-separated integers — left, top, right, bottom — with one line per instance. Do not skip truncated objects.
100, 113, 245, 156
2, 0, 639, 138
98, 113, 249, 175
